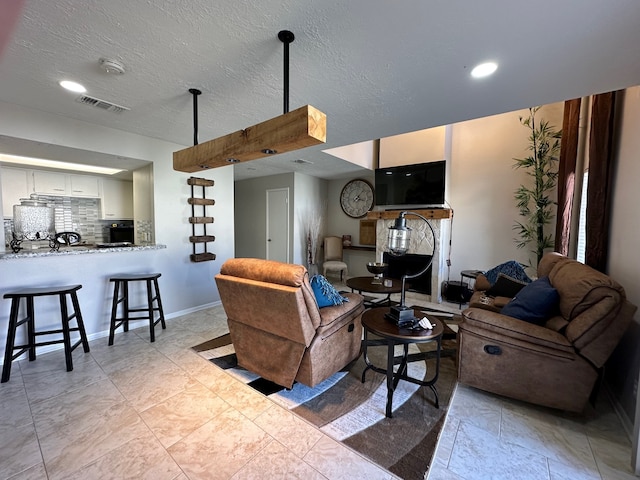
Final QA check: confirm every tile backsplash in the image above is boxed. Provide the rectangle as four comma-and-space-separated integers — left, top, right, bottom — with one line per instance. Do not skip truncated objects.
4, 195, 124, 247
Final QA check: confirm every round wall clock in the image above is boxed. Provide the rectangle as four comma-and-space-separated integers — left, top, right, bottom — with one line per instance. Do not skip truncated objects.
340, 179, 375, 218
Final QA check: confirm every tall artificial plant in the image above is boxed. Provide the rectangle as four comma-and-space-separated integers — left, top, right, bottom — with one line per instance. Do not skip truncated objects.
299, 204, 325, 274
513, 106, 562, 267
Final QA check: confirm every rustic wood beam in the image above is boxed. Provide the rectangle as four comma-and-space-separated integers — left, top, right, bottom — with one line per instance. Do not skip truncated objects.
173, 105, 326, 173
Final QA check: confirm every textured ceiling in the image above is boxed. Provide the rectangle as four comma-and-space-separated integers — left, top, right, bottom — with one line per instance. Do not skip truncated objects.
1, 0, 639, 180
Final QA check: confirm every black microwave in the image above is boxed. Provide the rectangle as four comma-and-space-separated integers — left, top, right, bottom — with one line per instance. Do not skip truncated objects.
109, 226, 134, 244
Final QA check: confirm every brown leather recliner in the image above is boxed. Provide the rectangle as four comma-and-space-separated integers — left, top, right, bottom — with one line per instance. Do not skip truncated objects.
458, 252, 637, 412
215, 258, 365, 389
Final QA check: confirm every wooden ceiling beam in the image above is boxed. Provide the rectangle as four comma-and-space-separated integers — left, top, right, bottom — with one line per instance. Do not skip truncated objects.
173, 104, 326, 173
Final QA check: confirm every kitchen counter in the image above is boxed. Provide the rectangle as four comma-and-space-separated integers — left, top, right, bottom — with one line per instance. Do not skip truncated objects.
0, 244, 166, 260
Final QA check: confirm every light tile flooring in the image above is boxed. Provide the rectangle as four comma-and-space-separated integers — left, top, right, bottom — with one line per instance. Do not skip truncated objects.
0, 307, 393, 480
430, 384, 636, 480
0, 301, 636, 479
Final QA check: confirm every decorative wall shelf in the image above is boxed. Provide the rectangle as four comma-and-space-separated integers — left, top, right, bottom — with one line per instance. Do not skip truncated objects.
187, 177, 216, 262
366, 209, 453, 220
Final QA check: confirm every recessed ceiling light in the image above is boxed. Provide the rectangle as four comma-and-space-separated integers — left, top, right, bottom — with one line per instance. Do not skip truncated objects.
59, 80, 87, 93
470, 62, 498, 78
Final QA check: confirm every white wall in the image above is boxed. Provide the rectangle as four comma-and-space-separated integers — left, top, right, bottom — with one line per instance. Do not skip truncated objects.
448, 103, 564, 276
609, 86, 640, 318
133, 164, 154, 244
234, 173, 294, 261
0, 101, 235, 356
293, 172, 327, 266
323, 140, 377, 170
606, 86, 640, 449
379, 126, 446, 167
234, 172, 327, 266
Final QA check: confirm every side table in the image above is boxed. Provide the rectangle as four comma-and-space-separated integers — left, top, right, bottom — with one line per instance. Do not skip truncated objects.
346, 276, 403, 308
459, 269, 482, 308
361, 307, 443, 418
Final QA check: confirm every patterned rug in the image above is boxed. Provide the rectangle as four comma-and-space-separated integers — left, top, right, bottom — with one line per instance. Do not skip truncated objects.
193, 311, 459, 480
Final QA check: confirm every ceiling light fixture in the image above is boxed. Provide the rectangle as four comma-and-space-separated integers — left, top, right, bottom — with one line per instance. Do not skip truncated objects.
470, 62, 498, 78
0, 153, 124, 175
59, 80, 86, 93
173, 30, 327, 173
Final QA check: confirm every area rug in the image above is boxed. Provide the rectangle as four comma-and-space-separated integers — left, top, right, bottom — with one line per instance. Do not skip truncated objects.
193, 312, 458, 480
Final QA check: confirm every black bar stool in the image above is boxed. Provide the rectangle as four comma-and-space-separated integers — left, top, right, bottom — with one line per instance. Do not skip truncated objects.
2, 284, 90, 383
108, 273, 166, 345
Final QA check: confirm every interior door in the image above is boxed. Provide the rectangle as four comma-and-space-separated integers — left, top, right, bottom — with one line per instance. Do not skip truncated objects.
266, 188, 289, 262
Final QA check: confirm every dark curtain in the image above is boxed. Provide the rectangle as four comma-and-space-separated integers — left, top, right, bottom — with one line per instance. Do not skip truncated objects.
585, 92, 618, 273
555, 98, 582, 255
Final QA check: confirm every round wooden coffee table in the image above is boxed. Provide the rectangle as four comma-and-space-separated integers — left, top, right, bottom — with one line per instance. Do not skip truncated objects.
361, 307, 443, 418
346, 276, 403, 307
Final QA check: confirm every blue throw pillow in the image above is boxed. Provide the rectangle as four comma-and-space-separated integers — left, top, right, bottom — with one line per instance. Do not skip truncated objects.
484, 260, 532, 285
310, 274, 348, 308
500, 276, 559, 325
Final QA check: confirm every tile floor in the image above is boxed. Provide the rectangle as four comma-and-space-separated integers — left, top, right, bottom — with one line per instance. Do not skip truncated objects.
0, 307, 393, 480
0, 301, 636, 479
429, 384, 636, 480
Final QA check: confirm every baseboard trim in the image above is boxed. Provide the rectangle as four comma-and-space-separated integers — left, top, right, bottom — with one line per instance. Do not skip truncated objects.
164, 301, 222, 320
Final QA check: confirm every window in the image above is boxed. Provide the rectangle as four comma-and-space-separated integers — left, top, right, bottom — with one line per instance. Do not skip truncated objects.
576, 170, 589, 263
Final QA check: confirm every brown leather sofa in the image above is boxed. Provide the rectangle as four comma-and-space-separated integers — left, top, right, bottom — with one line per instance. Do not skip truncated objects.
458, 252, 637, 412
468, 274, 514, 312
215, 258, 365, 389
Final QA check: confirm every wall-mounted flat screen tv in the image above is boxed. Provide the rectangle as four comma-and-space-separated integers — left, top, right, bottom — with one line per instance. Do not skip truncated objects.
374, 160, 446, 207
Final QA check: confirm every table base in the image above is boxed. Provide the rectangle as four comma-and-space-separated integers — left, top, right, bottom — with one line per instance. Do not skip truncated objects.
361, 333, 441, 418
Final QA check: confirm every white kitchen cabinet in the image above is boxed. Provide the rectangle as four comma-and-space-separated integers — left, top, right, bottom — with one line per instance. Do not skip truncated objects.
33, 170, 67, 195
69, 174, 100, 197
1, 167, 32, 218
101, 178, 133, 219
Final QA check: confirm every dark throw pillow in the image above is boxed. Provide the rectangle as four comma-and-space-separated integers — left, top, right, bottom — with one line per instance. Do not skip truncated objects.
500, 276, 559, 325
310, 274, 348, 308
485, 273, 528, 298
484, 260, 532, 285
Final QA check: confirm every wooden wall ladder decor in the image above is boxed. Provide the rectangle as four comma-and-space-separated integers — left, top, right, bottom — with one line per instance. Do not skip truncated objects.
188, 177, 216, 262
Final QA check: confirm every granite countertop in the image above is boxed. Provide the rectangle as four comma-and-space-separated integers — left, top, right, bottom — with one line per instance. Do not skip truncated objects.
0, 243, 167, 260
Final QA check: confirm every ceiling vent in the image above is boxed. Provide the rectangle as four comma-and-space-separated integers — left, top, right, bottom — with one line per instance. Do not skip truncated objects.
75, 94, 130, 113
